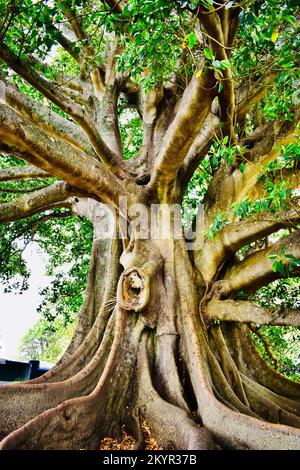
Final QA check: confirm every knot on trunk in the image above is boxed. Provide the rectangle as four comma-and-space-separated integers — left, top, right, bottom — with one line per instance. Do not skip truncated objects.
118, 267, 150, 312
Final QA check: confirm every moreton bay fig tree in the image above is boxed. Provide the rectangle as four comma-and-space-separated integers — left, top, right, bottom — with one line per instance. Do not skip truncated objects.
0, 0, 300, 450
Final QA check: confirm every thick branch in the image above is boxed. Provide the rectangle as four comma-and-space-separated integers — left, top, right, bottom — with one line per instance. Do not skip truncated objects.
178, 113, 219, 190
207, 298, 300, 327
150, 69, 217, 200
0, 181, 78, 223
0, 165, 51, 182
194, 199, 300, 285
0, 43, 119, 168
0, 105, 132, 206
0, 79, 94, 156
216, 230, 300, 297
197, 7, 240, 141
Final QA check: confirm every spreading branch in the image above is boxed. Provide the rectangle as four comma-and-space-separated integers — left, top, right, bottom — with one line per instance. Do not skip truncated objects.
0, 104, 131, 206
203, 113, 300, 230
206, 298, 300, 327
0, 165, 51, 182
214, 230, 300, 298
0, 79, 94, 156
0, 43, 120, 169
0, 181, 78, 224
194, 199, 300, 286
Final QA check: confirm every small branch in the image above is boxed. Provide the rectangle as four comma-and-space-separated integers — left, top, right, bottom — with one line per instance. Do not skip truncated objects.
45, 24, 81, 63
63, 4, 105, 91
248, 324, 280, 370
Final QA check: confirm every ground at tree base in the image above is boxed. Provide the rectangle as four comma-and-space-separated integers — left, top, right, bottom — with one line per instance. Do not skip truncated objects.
98, 422, 163, 451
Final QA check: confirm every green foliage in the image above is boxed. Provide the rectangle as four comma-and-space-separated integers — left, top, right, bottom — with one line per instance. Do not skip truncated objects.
268, 247, 300, 276
207, 212, 229, 240
250, 325, 300, 381
33, 215, 93, 327
0, 154, 93, 323
252, 277, 300, 381
118, 109, 143, 160
19, 316, 75, 363
233, 0, 299, 82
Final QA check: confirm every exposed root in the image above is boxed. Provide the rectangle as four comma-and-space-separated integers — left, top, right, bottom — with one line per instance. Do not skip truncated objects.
154, 334, 190, 412
241, 374, 300, 417
135, 333, 217, 450
0, 308, 146, 449
179, 290, 300, 449
209, 325, 250, 406
1, 237, 299, 451
224, 324, 300, 400
206, 343, 258, 418
0, 313, 115, 437
241, 374, 300, 428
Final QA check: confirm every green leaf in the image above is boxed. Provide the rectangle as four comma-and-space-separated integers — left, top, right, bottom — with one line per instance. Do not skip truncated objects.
285, 15, 297, 25
222, 136, 229, 145
203, 47, 214, 61
188, 32, 197, 49
239, 162, 245, 173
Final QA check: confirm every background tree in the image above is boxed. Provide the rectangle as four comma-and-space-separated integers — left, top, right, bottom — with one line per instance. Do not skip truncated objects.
19, 317, 75, 363
0, 0, 299, 450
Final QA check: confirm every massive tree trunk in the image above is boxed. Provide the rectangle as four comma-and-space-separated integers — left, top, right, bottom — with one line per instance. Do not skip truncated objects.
0, 0, 299, 450
0, 200, 300, 450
